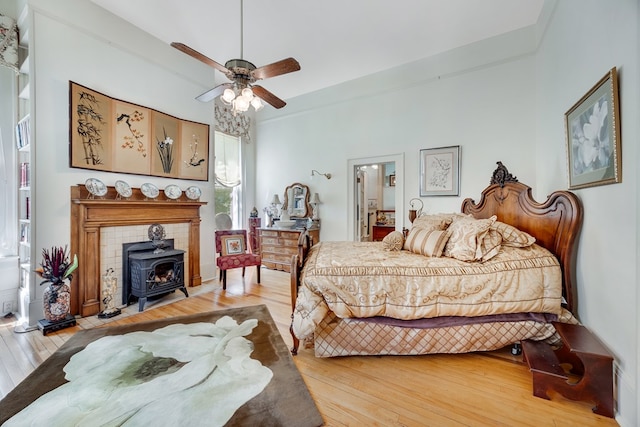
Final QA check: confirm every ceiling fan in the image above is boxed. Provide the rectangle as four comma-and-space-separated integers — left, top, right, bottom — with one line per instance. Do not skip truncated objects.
171, 0, 300, 112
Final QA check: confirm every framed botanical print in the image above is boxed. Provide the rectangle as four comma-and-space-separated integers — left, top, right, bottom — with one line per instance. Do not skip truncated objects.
419, 146, 460, 196
565, 67, 621, 190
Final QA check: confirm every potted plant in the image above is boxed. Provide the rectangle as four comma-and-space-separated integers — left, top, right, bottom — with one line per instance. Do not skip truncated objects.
35, 246, 78, 322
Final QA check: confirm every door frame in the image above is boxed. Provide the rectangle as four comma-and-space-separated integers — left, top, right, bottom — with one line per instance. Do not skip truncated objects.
347, 153, 404, 241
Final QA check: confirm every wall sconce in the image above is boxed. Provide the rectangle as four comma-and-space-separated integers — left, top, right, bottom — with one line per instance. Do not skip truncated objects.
311, 169, 332, 180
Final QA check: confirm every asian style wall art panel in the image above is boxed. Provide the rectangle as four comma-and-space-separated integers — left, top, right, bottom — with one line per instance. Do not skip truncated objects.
69, 81, 209, 181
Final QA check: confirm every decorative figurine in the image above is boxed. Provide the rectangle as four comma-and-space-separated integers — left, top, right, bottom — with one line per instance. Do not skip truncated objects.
148, 223, 166, 253
250, 207, 259, 218
98, 268, 121, 319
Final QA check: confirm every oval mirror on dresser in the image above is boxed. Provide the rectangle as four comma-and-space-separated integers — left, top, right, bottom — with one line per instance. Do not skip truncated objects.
283, 183, 311, 218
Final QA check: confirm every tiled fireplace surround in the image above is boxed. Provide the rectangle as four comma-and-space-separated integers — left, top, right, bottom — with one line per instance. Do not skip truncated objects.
100, 224, 189, 309
70, 185, 205, 317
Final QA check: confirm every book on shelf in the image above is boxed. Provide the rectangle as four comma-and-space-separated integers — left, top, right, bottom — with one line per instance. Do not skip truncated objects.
15, 115, 31, 149
20, 223, 30, 243
19, 162, 30, 187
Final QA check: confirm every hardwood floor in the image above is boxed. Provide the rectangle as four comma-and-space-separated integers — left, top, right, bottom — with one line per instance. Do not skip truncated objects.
0, 268, 619, 426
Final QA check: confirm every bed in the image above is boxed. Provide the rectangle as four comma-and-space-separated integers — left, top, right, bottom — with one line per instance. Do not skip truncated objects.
289, 163, 583, 357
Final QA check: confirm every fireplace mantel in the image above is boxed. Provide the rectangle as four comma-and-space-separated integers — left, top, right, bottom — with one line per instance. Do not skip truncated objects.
70, 185, 207, 317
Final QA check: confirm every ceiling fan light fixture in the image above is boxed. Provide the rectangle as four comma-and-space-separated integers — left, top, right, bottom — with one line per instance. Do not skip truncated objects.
233, 95, 251, 112
222, 88, 236, 104
251, 97, 264, 111
241, 87, 253, 98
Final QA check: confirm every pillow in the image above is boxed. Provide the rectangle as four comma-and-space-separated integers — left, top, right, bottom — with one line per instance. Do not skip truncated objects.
411, 214, 454, 232
404, 227, 452, 257
491, 221, 536, 247
220, 235, 245, 256
382, 231, 404, 251
443, 215, 497, 261
477, 228, 502, 262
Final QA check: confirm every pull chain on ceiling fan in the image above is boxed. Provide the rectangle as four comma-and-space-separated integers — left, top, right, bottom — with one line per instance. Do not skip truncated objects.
171, 0, 300, 115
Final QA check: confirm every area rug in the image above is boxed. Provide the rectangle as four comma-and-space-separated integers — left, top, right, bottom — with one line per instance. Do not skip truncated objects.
0, 304, 323, 426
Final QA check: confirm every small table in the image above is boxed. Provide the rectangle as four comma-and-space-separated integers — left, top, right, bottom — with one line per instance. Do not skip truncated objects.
372, 224, 395, 241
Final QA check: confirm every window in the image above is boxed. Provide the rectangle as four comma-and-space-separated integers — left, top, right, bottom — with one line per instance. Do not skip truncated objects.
214, 131, 243, 228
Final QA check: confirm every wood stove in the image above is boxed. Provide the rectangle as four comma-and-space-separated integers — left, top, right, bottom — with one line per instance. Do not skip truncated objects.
123, 239, 189, 311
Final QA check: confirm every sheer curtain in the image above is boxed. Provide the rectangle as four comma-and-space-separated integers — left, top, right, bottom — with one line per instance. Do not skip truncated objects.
214, 131, 243, 228
214, 132, 241, 188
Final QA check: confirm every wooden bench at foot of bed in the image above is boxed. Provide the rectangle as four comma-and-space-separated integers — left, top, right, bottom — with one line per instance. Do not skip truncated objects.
522, 322, 614, 418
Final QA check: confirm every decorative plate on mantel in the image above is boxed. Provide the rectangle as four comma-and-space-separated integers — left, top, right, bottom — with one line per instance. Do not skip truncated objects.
140, 182, 159, 199
85, 178, 107, 197
185, 186, 202, 200
115, 180, 132, 198
164, 184, 182, 200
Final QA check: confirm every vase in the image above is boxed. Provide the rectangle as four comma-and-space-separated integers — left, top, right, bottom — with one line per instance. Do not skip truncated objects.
43, 282, 71, 322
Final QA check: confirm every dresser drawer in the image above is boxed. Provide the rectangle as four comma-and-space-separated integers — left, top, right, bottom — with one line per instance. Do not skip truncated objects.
261, 252, 294, 264
257, 227, 320, 271
261, 244, 298, 256
260, 230, 280, 238
260, 237, 282, 246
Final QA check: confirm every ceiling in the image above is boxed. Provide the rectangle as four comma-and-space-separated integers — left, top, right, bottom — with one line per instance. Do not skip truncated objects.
90, 0, 544, 102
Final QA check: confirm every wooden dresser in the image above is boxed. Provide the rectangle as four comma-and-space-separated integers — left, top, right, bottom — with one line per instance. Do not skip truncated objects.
258, 227, 320, 272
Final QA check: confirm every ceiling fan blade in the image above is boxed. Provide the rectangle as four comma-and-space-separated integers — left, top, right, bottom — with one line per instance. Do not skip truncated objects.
171, 42, 230, 75
252, 58, 300, 80
196, 83, 232, 102
252, 85, 286, 109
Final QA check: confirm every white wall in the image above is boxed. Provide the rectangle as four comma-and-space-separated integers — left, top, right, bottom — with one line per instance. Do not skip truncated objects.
256, 51, 538, 241
535, 1, 638, 425
255, 1, 638, 425
25, 0, 222, 322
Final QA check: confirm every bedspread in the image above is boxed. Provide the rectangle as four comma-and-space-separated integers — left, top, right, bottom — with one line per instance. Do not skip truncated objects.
292, 241, 563, 339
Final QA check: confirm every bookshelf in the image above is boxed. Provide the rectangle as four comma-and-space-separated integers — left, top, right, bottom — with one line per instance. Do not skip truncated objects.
15, 3, 35, 328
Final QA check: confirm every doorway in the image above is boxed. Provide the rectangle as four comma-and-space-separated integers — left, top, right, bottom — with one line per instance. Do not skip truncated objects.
347, 154, 404, 241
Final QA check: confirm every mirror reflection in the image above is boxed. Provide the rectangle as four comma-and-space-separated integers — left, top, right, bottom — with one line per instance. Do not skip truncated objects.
283, 183, 310, 218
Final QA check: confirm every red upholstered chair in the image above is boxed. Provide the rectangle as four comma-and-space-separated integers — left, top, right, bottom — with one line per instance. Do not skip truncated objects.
215, 229, 261, 290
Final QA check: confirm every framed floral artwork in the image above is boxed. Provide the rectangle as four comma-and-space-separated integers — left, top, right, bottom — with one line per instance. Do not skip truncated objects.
419, 146, 460, 196
565, 67, 621, 190
220, 235, 245, 256
69, 81, 210, 181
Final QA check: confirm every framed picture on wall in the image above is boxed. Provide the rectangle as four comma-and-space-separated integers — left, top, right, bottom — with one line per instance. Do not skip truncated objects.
419, 145, 460, 196
69, 81, 210, 181
565, 67, 621, 190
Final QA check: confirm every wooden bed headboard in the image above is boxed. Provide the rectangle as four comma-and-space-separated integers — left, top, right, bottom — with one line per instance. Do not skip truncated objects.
461, 162, 583, 313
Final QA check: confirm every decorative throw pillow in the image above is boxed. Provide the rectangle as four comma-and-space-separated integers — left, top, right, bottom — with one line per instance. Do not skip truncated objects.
404, 227, 452, 257
444, 215, 497, 261
478, 228, 503, 262
382, 231, 404, 251
491, 221, 536, 247
411, 214, 454, 232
